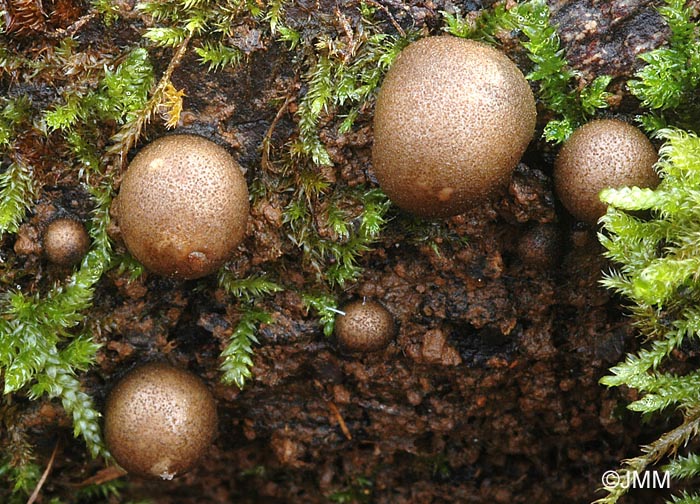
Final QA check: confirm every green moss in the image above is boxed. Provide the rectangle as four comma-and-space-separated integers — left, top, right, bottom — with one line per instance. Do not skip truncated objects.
195, 41, 244, 71
219, 306, 272, 389
510, 1, 613, 142
0, 3, 165, 493
301, 292, 339, 338
328, 475, 373, 503
0, 0, 673, 499
1, 182, 113, 459
291, 31, 414, 164
0, 162, 36, 236
216, 272, 283, 388
283, 187, 391, 288
596, 128, 700, 503
44, 48, 154, 132
629, 0, 700, 132
444, 0, 613, 143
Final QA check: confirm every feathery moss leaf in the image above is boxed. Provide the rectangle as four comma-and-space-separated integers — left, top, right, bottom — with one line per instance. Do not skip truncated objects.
218, 272, 283, 302
598, 128, 700, 502
220, 307, 271, 389
0, 161, 35, 236
630, 0, 700, 131
301, 292, 339, 338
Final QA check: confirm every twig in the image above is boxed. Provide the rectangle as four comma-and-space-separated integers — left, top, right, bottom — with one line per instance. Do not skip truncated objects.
73, 465, 127, 487
106, 34, 193, 167
261, 95, 293, 173
26, 440, 59, 504
358, 0, 406, 38
328, 401, 352, 440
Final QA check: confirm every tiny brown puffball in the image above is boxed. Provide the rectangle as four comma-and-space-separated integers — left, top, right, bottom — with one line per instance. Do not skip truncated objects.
334, 299, 396, 352
517, 224, 562, 268
43, 218, 90, 266
554, 119, 659, 224
104, 362, 218, 480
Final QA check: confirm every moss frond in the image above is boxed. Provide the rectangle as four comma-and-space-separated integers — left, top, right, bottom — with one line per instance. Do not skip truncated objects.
44, 94, 85, 132
301, 292, 338, 338
665, 453, 700, 480
597, 128, 700, 501
629, 0, 700, 131
0, 181, 112, 457
43, 47, 155, 135
509, 0, 612, 142
0, 456, 41, 499
195, 41, 244, 71
106, 36, 190, 159
0, 97, 31, 148
292, 25, 413, 165
441, 9, 475, 39
0, 161, 35, 236
284, 187, 390, 288
669, 492, 700, 504
263, 0, 287, 34
98, 48, 155, 124
629, 0, 699, 110
220, 307, 271, 389
29, 342, 104, 458
144, 26, 189, 47
92, 0, 122, 26
218, 271, 283, 302
293, 56, 334, 165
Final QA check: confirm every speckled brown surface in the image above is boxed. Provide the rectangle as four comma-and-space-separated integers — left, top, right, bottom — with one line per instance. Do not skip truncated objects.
116, 134, 249, 279
42, 217, 90, 266
104, 363, 218, 480
0, 1, 681, 503
335, 299, 396, 352
372, 36, 536, 217
554, 119, 659, 223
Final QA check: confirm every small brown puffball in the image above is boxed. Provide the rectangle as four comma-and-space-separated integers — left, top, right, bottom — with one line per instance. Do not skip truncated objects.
554, 119, 659, 224
43, 218, 90, 266
335, 299, 396, 352
116, 134, 249, 279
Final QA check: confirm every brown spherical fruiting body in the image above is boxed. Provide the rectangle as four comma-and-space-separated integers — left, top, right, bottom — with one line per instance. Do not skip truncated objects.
335, 299, 396, 352
117, 134, 249, 279
372, 36, 536, 218
554, 119, 659, 224
517, 224, 562, 268
104, 362, 217, 480
43, 218, 90, 266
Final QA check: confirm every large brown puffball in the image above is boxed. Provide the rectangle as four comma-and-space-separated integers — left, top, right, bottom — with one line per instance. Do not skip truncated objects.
554, 119, 659, 224
104, 362, 218, 480
116, 134, 249, 279
372, 36, 536, 218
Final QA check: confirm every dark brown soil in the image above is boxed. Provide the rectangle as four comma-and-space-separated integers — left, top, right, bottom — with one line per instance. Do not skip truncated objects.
0, 1, 679, 503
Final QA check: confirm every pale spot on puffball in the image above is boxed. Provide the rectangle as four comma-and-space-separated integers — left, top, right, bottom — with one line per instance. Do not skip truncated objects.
188, 251, 207, 263
438, 187, 454, 202
148, 158, 165, 172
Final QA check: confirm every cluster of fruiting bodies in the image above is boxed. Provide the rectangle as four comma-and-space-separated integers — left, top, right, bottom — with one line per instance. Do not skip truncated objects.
31, 35, 659, 480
